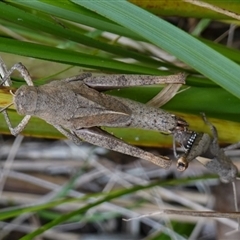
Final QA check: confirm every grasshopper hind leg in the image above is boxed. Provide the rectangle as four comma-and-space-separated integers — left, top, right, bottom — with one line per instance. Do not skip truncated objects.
75, 127, 172, 169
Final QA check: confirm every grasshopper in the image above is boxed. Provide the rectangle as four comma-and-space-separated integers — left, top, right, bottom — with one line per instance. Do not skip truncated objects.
0, 58, 188, 169
175, 114, 238, 183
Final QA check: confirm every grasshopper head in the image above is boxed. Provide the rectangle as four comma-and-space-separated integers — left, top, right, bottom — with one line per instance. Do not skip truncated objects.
14, 85, 37, 115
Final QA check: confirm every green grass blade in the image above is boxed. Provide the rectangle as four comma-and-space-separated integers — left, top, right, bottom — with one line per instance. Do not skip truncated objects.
18, 177, 206, 240
10, 0, 143, 41
0, 2, 159, 66
1, 178, 200, 221
0, 38, 166, 74
73, 0, 240, 98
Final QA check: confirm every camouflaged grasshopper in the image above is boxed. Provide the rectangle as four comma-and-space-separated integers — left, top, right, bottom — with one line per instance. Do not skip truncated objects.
175, 114, 238, 183
0, 58, 188, 169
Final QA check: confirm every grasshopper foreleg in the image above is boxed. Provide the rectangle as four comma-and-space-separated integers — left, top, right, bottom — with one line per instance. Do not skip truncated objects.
2, 111, 31, 136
